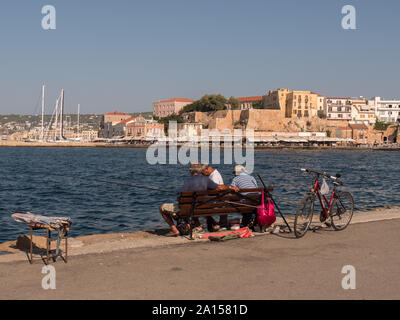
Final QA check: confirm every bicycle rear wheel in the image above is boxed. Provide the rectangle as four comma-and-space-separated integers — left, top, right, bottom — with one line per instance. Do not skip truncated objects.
294, 195, 314, 238
330, 191, 354, 231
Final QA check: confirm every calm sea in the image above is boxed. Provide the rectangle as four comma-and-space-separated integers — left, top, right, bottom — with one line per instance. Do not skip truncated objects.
0, 147, 399, 242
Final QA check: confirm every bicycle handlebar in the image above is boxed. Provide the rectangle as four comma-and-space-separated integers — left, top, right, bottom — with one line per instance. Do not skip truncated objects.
300, 168, 338, 180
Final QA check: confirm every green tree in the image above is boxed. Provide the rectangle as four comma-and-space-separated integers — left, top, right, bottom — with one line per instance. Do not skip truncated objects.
326, 129, 332, 137
252, 101, 264, 109
180, 94, 228, 113
156, 113, 184, 134
228, 96, 240, 110
374, 120, 390, 131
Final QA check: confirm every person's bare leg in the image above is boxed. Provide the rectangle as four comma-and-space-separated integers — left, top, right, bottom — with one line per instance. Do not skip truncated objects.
193, 217, 201, 228
159, 206, 179, 234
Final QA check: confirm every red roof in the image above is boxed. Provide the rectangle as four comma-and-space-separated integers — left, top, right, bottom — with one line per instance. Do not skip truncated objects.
115, 117, 137, 125
238, 96, 263, 102
158, 98, 194, 103
105, 110, 130, 116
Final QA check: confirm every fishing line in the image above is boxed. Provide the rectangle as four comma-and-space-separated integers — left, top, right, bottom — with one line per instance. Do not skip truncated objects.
51, 173, 179, 195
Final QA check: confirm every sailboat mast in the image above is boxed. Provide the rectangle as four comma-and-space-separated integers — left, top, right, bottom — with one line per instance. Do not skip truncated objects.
60, 89, 65, 140
41, 84, 45, 141
77, 104, 80, 139
54, 97, 59, 141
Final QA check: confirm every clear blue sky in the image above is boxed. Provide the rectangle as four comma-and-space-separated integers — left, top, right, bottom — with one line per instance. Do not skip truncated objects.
0, 0, 399, 114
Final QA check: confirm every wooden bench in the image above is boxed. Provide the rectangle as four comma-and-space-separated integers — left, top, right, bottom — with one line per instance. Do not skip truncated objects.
177, 188, 264, 239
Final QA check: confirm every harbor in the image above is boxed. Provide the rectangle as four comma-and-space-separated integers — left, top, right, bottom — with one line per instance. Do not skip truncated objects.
1, 207, 400, 299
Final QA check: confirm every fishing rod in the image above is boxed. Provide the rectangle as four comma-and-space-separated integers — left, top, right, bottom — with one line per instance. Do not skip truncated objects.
51, 173, 179, 195
257, 174, 292, 233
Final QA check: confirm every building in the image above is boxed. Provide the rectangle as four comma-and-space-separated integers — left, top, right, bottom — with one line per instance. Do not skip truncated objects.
262, 88, 291, 116
238, 96, 263, 110
177, 123, 203, 138
325, 98, 352, 121
104, 110, 131, 125
373, 97, 400, 123
262, 89, 321, 118
286, 91, 319, 118
351, 98, 376, 125
153, 98, 194, 118
102, 116, 146, 139
126, 119, 164, 139
81, 130, 98, 141
316, 94, 325, 117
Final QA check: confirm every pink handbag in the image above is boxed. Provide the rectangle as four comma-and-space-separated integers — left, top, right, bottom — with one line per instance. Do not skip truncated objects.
257, 190, 276, 226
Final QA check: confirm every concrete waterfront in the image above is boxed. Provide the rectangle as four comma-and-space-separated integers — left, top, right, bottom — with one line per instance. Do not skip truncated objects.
0, 207, 399, 299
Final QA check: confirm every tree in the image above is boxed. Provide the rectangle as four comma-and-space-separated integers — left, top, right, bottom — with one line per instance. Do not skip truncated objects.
228, 96, 240, 110
180, 94, 229, 113
156, 113, 183, 134
326, 129, 332, 137
252, 101, 264, 109
374, 120, 390, 131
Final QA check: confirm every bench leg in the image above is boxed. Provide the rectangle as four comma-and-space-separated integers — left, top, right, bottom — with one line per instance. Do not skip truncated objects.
29, 227, 33, 264
46, 229, 50, 264
65, 235, 68, 263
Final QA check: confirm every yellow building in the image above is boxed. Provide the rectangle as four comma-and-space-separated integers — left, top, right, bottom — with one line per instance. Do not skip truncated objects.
286, 91, 319, 118
263, 89, 321, 118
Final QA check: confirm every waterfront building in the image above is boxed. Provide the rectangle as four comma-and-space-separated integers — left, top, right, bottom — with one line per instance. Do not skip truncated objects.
238, 96, 263, 110
262, 89, 321, 118
81, 130, 98, 142
153, 98, 194, 118
104, 110, 131, 125
286, 91, 319, 118
126, 118, 164, 139
316, 94, 325, 117
177, 123, 203, 138
373, 97, 400, 123
351, 98, 376, 125
325, 98, 352, 120
262, 88, 291, 116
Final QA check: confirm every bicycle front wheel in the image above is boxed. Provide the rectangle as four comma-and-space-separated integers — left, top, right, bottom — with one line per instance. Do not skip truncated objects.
330, 191, 354, 231
294, 195, 314, 238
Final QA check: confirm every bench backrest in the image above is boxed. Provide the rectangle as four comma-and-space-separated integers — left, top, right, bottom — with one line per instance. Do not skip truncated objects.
178, 188, 263, 218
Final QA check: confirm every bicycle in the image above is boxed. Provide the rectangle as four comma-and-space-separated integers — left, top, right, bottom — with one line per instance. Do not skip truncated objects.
294, 168, 354, 238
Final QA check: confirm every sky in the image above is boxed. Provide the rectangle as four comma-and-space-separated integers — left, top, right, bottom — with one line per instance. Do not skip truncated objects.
0, 0, 399, 114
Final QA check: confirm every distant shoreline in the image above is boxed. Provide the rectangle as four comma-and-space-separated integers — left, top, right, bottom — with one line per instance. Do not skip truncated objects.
1, 140, 400, 151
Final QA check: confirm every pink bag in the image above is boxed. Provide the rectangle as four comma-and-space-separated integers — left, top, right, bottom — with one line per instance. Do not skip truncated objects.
257, 190, 276, 226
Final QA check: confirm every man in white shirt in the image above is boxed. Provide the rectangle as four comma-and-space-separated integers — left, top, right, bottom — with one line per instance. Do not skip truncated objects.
201, 164, 228, 231
202, 165, 224, 185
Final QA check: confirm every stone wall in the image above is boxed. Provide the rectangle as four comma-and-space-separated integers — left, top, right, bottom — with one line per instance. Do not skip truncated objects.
183, 110, 350, 134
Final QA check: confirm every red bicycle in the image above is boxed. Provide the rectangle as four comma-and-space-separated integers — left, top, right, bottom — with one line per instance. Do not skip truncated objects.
294, 168, 354, 238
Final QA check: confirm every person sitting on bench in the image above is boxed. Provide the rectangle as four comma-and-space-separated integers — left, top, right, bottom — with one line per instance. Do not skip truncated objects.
230, 165, 258, 227
159, 163, 233, 236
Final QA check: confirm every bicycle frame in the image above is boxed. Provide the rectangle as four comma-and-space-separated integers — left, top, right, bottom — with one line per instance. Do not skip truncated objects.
312, 176, 336, 219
